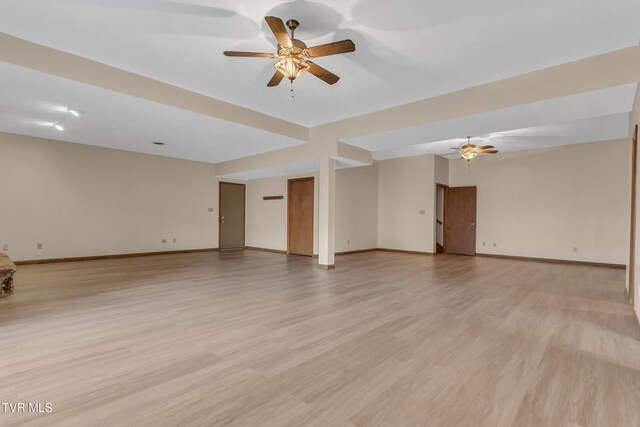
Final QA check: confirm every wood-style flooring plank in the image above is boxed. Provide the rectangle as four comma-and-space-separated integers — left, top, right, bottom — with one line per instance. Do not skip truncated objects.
0, 250, 638, 426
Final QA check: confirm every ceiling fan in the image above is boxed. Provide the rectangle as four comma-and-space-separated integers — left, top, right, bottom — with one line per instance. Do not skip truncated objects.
452, 137, 498, 161
223, 16, 355, 87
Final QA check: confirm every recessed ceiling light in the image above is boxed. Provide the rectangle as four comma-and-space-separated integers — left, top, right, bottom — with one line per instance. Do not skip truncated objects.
67, 108, 83, 117
53, 124, 64, 131
152, 141, 165, 146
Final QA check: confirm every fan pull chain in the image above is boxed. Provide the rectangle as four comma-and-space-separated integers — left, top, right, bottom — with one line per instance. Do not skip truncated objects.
290, 80, 295, 98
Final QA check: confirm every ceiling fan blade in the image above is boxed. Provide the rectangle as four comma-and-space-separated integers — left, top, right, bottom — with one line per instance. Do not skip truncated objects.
267, 71, 285, 87
307, 61, 340, 85
480, 150, 499, 154
223, 51, 276, 58
478, 145, 495, 149
265, 16, 292, 48
305, 40, 355, 58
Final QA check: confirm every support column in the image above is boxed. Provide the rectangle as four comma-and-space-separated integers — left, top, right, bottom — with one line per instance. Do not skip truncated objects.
318, 157, 336, 268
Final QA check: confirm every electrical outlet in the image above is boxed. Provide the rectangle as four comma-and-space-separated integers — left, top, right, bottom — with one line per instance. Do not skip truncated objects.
347, 240, 350, 245
573, 247, 578, 253
419, 210, 426, 215
162, 239, 167, 244
482, 242, 486, 247
208, 208, 214, 212
493, 243, 497, 247
2, 244, 8, 251
37, 243, 43, 250
173, 238, 177, 243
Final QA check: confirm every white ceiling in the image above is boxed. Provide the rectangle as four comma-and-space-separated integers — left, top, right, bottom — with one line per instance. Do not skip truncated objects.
0, 62, 303, 164
345, 83, 638, 156
223, 113, 631, 179
0, 0, 638, 126
375, 113, 630, 161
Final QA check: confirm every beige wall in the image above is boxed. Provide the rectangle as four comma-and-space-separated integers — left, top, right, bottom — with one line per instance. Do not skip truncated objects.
245, 165, 379, 254
449, 139, 629, 264
631, 82, 640, 320
435, 155, 450, 185
377, 155, 436, 253
2, 131, 631, 271
245, 176, 289, 252
245, 173, 319, 254
0, 132, 220, 261
335, 165, 378, 252
434, 155, 449, 249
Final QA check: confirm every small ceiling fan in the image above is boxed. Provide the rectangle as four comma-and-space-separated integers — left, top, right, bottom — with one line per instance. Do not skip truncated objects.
451, 137, 498, 161
223, 16, 355, 87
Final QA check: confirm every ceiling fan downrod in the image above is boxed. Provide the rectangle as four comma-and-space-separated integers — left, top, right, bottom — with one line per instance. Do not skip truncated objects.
286, 19, 299, 39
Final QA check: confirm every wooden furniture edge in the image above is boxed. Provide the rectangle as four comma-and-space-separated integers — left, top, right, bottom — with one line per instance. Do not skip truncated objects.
0, 253, 17, 297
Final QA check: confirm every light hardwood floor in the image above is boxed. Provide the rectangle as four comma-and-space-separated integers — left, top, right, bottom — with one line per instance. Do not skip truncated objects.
1, 251, 639, 426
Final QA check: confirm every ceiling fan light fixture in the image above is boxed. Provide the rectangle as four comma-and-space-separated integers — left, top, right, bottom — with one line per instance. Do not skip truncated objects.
460, 149, 477, 161
454, 136, 498, 161
275, 56, 309, 81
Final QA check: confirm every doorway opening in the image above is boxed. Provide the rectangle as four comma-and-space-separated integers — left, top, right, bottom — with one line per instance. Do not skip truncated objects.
435, 183, 448, 253
288, 177, 314, 256
630, 124, 638, 306
219, 182, 246, 251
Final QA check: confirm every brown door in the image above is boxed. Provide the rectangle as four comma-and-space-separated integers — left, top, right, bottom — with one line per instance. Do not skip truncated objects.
219, 182, 245, 251
288, 177, 314, 256
445, 186, 477, 256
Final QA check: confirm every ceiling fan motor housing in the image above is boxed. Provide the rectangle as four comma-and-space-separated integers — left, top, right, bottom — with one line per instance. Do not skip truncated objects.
286, 19, 300, 33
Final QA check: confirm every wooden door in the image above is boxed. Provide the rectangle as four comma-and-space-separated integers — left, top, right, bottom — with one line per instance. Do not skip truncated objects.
219, 182, 245, 251
445, 186, 477, 256
288, 177, 314, 256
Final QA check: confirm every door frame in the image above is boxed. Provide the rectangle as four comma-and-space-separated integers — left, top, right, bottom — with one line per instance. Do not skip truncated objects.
287, 177, 315, 256
218, 181, 246, 251
630, 124, 638, 306
435, 183, 449, 254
